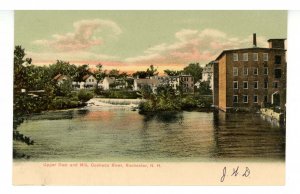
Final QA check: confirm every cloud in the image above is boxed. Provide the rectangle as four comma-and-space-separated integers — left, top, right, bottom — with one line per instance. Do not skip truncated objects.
32, 19, 122, 52
27, 50, 119, 64
125, 28, 268, 65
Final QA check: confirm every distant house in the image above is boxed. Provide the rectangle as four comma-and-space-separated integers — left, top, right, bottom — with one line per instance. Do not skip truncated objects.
133, 78, 160, 92
101, 77, 116, 90
133, 74, 194, 93
201, 61, 215, 88
82, 75, 97, 89
178, 74, 194, 93
52, 74, 70, 85
72, 81, 85, 90
114, 78, 127, 89
72, 74, 97, 90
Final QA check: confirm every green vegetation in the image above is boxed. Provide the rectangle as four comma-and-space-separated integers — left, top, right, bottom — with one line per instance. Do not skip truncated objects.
138, 84, 212, 113
77, 90, 94, 102
164, 63, 203, 82
132, 65, 158, 78
96, 89, 139, 99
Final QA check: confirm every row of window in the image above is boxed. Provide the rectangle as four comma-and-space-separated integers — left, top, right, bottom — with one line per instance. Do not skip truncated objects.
233, 67, 282, 78
180, 77, 193, 82
233, 95, 268, 103
233, 53, 269, 62
233, 81, 279, 89
233, 53, 282, 63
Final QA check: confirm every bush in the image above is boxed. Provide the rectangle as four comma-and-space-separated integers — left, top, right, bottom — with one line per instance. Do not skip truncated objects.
97, 89, 138, 99
77, 90, 94, 102
49, 96, 84, 110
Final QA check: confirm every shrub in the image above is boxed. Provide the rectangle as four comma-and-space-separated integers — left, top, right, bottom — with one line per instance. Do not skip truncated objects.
77, 90, 94, 102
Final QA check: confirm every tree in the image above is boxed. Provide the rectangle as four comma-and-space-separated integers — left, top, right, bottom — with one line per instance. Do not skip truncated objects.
139, 85, 153, 99
93, 63, 107, 89
132, 71, 148, 79
183, 63, 203, 82
196, 81, 212, 95
48, 60, 78, 79
164, 69, 182, 76
14, 46, 33, 91
146, 65, 158, 76
108, 69, 120, 78
133, 65, 159, 79
77, 90, 94, 102
74, 64, 90, 82
13, 46, 35, 158
56, 79, 73, 96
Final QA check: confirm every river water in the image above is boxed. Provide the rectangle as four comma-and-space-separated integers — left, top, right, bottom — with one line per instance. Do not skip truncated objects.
14, 106, 285, 162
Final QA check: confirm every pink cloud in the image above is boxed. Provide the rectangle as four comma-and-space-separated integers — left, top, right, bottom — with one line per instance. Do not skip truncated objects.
32, 19, 122, 52
125, 28, 268, 65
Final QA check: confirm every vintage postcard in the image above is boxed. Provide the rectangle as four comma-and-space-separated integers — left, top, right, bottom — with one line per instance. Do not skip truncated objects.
13, 10, 287, 185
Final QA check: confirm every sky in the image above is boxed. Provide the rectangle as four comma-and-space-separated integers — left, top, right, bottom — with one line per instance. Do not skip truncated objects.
15, 11, 287, 74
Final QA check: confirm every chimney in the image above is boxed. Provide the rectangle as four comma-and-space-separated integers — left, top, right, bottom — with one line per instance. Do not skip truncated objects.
253, 33, 257, 47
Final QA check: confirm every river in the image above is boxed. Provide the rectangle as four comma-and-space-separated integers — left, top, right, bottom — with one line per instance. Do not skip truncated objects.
14, 104, 285, 162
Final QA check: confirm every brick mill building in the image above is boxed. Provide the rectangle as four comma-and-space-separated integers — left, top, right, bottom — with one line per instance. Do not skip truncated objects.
213, 33, 286, 112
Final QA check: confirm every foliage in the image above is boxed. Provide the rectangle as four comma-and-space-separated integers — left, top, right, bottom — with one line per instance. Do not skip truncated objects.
133, 65, 159, 78
183, 63, 203, 82
56, 79, 73, 97
49, 60, 78, 79
77, 90, 94, 102
108, 69, 120, 78
138, 85, 153, 99
196, 81, 212, 95
97, 90, 139, 99
146, 65, 158, 76
138, 84, 213, 113
49, 96, 84, 110
93, 64, 106, 86
132, 71, 148, 78
164, 69, 182, 76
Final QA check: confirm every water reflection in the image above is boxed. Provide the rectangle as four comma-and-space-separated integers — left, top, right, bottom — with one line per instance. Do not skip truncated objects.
212, 111, 285, 161
141, 111, 184, 123
14, 108, 285, 162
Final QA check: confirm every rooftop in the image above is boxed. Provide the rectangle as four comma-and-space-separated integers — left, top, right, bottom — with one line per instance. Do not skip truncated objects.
215, 47, 286, 61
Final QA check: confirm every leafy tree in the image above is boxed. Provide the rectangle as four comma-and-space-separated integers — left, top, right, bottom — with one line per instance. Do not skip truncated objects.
133, 65, 159, 78
108, 69, 120, 78
94, 64, 105, 79
146, 65, 158, 76
93, 63, 107, 90
132, 71, 148, 78
196, 81, 212, 95
56, 79, 73, 96
164, 69, 182, 76
77, 90, 94, 102
14, 46, 33, 91
48, 60, 78, 79
74, 64, 90, 82
183, 63, 203, 82
139, 85, 153, 99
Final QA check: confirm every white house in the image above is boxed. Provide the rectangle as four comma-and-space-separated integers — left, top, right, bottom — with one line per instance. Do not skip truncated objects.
101, 77, 116, 90
200, 61, 215, 88
72, 81, 85, 89
82, 75, 97, 88
133, 77, 160, 92
53, 74, 70, 85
